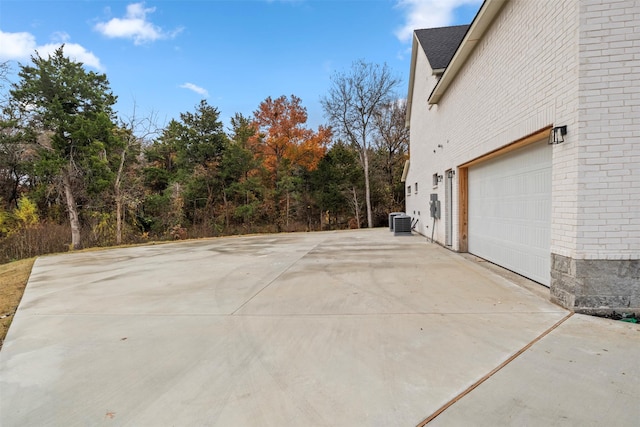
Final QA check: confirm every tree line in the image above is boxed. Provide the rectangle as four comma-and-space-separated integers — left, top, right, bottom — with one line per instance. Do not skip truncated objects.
0, 48, 408, 263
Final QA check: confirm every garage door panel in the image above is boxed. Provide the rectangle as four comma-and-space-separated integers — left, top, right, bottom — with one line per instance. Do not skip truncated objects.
470, 236, 549, 284
468, 141, 551, 286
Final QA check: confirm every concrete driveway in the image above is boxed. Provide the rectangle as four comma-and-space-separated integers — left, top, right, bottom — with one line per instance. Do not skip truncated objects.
1, 228, 638, 426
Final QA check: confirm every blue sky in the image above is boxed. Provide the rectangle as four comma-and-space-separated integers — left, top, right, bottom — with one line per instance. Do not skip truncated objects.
0, 0, 482, 131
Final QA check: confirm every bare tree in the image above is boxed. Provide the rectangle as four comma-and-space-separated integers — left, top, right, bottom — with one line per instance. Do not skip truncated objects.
321, 60, 400, 228
0, 61, 12, 103
373, 99, 410, 209
114, 105, 160, 245
0, 62, 28, 210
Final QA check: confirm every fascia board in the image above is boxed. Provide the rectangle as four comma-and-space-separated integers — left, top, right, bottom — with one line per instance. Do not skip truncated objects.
428, 0, 508, 105
405, 34, 420, 128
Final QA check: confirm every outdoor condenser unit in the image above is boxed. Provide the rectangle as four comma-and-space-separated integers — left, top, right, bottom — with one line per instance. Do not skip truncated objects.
393, 215, 412, 236
389, 212, 404, 231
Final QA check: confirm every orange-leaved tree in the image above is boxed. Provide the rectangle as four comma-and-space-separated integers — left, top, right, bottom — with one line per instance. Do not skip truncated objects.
251, 95, 331, 230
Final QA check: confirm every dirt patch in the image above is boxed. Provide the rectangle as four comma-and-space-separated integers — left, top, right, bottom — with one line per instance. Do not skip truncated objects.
0, 258, 35, 351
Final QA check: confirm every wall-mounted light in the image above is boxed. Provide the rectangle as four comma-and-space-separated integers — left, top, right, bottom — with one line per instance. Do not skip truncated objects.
549, 125, 567, 144
437, 174, 443, 182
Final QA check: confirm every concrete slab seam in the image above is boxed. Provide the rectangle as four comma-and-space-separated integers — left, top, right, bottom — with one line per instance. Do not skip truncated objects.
415, 311, 574, 427
229, 238, 326, 315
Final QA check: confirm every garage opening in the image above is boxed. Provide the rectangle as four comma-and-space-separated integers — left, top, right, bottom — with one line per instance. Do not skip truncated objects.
458, 127, 553, 286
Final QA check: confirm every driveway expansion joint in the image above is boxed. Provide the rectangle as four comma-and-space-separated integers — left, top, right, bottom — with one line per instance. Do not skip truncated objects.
415, 311, 575, 426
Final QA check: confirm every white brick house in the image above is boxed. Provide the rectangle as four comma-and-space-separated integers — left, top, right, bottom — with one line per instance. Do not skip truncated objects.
404, 0, 639, 313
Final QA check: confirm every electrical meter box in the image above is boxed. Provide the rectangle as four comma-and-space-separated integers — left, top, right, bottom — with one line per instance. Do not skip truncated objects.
430, 193, 440, 219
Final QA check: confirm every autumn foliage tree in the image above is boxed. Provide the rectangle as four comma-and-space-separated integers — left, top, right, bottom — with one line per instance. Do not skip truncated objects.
251, 95, 331, 229
1, 51, 411, 263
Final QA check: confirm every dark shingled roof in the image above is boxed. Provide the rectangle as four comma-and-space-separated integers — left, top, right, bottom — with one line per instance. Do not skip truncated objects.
415, 25, 469, 71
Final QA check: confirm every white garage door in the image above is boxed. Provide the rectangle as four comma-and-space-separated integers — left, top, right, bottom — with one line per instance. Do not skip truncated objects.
468, 140, 552, 286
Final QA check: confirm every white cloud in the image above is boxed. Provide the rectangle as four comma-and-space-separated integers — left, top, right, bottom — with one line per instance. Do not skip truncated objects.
94, 2, 182, 45
0, 30, 104, 70
180, 83, 209, 97
51, 31, 71, 43
0, 31, 37, 60
394, 0, 482, 42
39, 43, 104, 70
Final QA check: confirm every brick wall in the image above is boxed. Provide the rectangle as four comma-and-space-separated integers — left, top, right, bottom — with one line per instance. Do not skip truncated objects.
576, 0, 640, 260
406, 48, 440, 237
406, 0, 640, 312
406, 0, 580, 254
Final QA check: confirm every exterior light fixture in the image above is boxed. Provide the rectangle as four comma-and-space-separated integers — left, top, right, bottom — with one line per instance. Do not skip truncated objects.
549, 125, 567, 144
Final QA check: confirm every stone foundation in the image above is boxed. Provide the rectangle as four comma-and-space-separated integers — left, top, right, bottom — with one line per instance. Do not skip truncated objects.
550, 253, 640, 315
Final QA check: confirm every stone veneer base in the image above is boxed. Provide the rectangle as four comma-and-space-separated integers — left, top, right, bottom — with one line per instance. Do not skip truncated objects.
550, 253, 640, 315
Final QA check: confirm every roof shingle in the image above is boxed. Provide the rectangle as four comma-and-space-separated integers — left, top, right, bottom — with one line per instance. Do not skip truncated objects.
415, 25, 469, 71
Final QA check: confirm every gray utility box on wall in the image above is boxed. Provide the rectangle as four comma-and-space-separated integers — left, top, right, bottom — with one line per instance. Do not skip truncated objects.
430, 193, 441, 219
389, 212, 405, 231
393, 215, 412, 236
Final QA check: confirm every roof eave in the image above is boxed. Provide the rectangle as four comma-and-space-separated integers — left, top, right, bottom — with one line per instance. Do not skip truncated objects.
405, 33, 420, 128
428, 0, 508, 105
401, 159, 410, 182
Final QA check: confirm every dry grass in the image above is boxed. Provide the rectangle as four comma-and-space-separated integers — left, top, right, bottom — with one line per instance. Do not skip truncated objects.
0, 258, 35, 351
